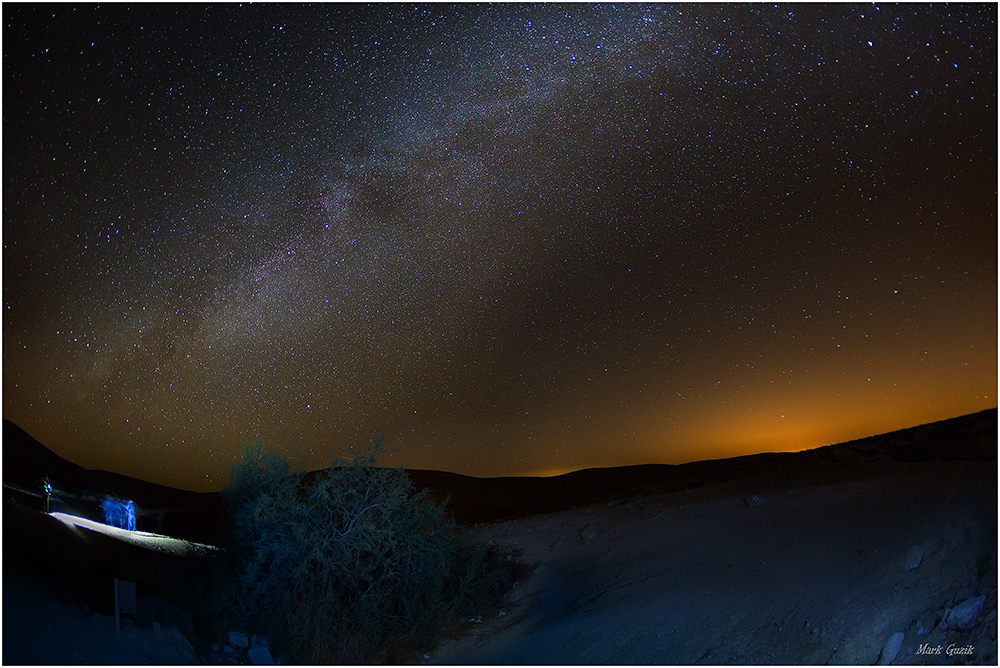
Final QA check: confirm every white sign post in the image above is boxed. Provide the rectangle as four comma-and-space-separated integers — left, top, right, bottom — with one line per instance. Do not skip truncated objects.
114, 578, 136, 632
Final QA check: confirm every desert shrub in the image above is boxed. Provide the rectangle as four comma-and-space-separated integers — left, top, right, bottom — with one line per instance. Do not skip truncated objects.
212, 437, 512, 663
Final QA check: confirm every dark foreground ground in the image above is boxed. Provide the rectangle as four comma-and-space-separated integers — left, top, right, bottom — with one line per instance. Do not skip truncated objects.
3, 409, 997, 664
427, 451, 997, 664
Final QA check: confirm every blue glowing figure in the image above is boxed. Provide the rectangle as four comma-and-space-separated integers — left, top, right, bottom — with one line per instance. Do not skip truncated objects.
100, 497, 136, 530
102, 497, 123, 527
125, 500, 136, 531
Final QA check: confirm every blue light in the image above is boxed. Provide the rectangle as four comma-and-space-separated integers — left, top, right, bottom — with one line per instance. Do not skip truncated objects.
101, 497, 135, 531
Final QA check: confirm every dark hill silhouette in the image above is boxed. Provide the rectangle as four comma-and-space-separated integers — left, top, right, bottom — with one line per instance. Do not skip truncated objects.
410, 408, 996, 524
4, 408, 995, 532
3, 420, 225, 544
3, 420, 92, 496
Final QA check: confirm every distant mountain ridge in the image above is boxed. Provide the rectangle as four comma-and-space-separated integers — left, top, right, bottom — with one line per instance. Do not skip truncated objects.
4, 408, 996, 529
408, 408, 997, 523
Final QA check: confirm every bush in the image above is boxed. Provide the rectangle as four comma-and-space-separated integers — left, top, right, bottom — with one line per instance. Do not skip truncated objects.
212, 437, 512, 663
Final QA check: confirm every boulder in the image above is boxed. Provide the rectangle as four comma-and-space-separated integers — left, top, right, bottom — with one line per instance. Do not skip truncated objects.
944, 596, 985, 630
878, 631, 904, 665
229, 631, 249, 649
248, 645, 276, 665
915, 610, 938, 635
580, 525, 599, 541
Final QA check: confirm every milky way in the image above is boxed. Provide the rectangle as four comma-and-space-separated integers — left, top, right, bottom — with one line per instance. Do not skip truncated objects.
4, 4, 996, 490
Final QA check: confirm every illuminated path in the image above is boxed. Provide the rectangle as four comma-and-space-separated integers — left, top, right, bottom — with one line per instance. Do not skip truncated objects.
48, 512, 222, 556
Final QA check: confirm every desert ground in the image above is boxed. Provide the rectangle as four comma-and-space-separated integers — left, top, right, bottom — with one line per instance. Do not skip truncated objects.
3, 410, 997, 664
425, 459, 996, 664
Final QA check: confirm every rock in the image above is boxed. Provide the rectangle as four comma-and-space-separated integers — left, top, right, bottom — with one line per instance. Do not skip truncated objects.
904, 545, 924, 572
223, 644, 240, 659
251, 634, 269, 648
580, 525, 599, 541
152, 620, 162, 634
229, 631, 249, 648
944, 596, 985, 630
248, 645, 276, 665
878, 631, 904, 665
916, 610, 938, 634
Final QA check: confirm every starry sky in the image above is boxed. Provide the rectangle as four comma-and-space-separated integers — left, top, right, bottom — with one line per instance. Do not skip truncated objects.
3, 4, 996, 492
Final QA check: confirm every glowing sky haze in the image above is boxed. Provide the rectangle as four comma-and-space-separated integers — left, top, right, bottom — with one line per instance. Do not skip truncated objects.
3, 4, 996, 491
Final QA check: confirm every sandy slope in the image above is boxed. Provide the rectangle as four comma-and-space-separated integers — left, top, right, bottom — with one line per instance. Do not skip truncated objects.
427, 460, 997, 665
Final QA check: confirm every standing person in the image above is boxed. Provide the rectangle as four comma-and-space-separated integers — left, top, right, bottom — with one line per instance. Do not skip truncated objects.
42, 477, 52, 513
125, 500, 136, 531
101, 497, 119, 527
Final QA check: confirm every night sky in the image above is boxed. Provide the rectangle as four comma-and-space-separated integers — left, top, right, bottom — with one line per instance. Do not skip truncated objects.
3, 4, 996, 492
